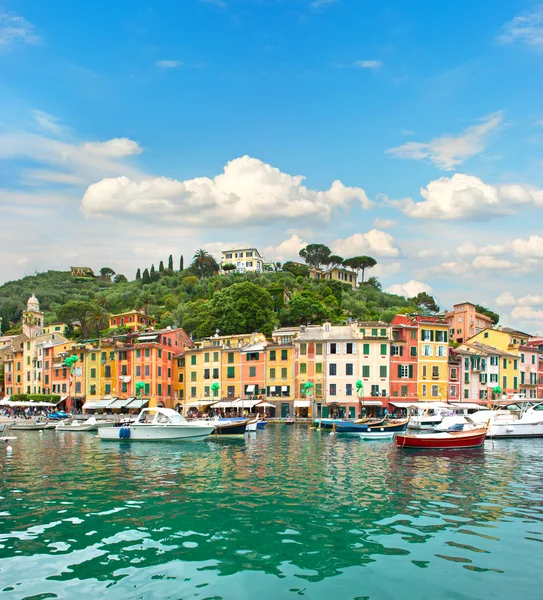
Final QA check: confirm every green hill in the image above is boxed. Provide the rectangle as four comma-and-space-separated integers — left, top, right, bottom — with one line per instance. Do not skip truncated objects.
0, 265, 421, 339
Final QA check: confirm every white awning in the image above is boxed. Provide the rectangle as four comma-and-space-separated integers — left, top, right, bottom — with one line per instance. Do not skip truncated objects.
125, 398, 149, 410
245, 385, 256, 393
358, 400, 384, 406
255, 401, 275, 408
108, 397, 134, 409
137, 335, 159, 341
0, 401, 59, 407
60, 396, 68, 402
234, 398, 261, 408
294, 400, 310, 408
388, 401, 416, 408
281, 386, 288, 391
83, 399, 115, 410
269, 386, 276, 392
186, 400, 214, 407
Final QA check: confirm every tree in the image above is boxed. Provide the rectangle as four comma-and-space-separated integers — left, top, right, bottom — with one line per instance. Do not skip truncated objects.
21, 312, 39, 337
179, 255, 184, 271
182, 300, 219, 339
299, 244, 331, 270
168, 255, 174, 272
87, 304, 109, 337
212, 282, 276, 336
282, 262, 309, 278
137, 290, 154, 324
191, 249, 219, 278
364, 276, 382, 290
57, 300, 95, 339
343, 256, 377, 283
150, 264, 156, 281
99, 267, 115, 281
287, 293, 332, 325
136, 268, 141, 281
326, 255, 344, 269
114, 274, 128, 284
222, 263, 236, 272
142, 268, 150, 284
159, 260, 165, 273
409, 292, 439, 313
475, 304, 499, 325
0, 313, 8, 334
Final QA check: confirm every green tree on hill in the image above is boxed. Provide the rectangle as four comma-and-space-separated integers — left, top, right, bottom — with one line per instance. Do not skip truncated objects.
142, 268, 150, 284
191, 249, 219, 278
136, 268, 141, 281
299, 244, 331, 270
168, 255, 174, 272
343, 256, 377, 283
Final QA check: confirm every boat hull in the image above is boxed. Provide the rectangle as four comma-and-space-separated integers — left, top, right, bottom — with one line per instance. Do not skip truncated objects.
212, 421, 248, 435
10, 423, 48, 431
246, 419, 258, 432
359, 432, 395, 440
336, 419, 409, 434
256, 421, 267, 429
488, 422, 543, 438
396, 430, 487, 449
99, 424, 215, 441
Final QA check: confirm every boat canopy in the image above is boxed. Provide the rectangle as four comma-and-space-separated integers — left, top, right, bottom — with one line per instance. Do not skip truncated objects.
449, 403, 489, 410
133, 407, 188, 425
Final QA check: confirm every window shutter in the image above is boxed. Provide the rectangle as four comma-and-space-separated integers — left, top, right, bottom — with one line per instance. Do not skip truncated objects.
398, 365, 402, 378
400, 346, 404, 356
409, 365, 413, 379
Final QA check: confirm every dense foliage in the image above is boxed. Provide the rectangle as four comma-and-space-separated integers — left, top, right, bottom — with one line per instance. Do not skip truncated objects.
0, 249, 454, 341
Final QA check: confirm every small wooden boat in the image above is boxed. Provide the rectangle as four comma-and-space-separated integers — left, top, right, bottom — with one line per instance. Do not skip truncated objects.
212, 419, 248, 435
10, 421, 48, 431
396, 428, 487, 449
335, 418, 409, 434
246, 418, 258, 432
256, 420, 267, 429
56, 417, 114, 432
283, 418, 296, 425
359, 431, 395, 440
0, 423, 17, 442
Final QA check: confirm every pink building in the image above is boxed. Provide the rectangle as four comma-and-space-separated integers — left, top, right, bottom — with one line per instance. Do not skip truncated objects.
446, 302, 495, 344
526, 338, 543, 400
519, 345, 539, 400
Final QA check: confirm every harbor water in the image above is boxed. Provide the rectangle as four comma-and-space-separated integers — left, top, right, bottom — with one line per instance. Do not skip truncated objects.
1, 425, 542, 599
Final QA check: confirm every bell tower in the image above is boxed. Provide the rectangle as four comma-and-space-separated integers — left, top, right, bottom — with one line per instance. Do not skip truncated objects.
23, 293, 44, 338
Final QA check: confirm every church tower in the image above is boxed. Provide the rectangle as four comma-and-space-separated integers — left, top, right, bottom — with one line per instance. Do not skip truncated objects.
23, 293, 44, 338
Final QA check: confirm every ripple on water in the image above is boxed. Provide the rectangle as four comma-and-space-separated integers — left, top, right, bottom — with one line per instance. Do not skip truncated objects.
0, 429, 542, 599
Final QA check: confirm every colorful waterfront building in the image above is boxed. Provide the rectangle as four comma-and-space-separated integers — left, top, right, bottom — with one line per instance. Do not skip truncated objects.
390, 316, 419, 402
468, 327, 532, 396
108, 310, 156, 332
294, 325, 328, 417
267, 327, 296, 417
525, 337, 543, 399
356, 322, 392, 410
446, 302, 495, 344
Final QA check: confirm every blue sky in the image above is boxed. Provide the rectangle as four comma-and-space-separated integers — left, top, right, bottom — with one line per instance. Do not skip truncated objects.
1, 0, 543, 330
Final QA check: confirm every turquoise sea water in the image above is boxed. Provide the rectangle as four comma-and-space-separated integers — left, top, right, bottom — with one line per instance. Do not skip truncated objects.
1, 425, 542, 600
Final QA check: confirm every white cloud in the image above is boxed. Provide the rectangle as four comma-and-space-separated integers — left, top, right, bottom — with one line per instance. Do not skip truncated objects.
156, 60, 183, 68
81, 155, 373, 225
496, 292, 516, 307
386, 280, 433, 298
263, 234, 307, 263
497, 8, 543, 50
401, 129, 413, 136
471, 256, 515, 270
392, 173, 543, 220
496, 292, 543, 307
311, 0, 340, 8
199, 0, 227, 7
0, 12, 39, 47
372, 218, 397, 229
32, 110, 65, 136
331, 229, 400, 258
354, 60, 383, 70
373, 261, 402, 279
81, 138, 142, 158
386, 112, 503, 170
459, 235, 543, 258
511, 306, 543, 322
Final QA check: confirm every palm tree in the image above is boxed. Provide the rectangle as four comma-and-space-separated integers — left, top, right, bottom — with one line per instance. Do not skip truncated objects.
137, 290, 153, 324
191, 249, 219, 278
87, 304, 109, 337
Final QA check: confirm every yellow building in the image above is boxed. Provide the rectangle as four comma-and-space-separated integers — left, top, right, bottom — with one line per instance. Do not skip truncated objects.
468, 327, 530, 394
44, 322, 69, 336
221, 247, 264, 273
415, 317, 449, 401
109, 310, 156, 332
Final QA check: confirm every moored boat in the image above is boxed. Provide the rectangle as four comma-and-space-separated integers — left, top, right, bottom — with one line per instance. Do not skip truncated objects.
256, 420, 267, 429
469, 401, 543, 438
98, 408, 215, 441
335, 418, 409, 434
358, 431, 395, 440
212, 419, 248, 435
0, 423, 17, 442
246, 418, 258, 432
10, 421, 48, 431
396, 428, 487, 449
56, 417, 114, 432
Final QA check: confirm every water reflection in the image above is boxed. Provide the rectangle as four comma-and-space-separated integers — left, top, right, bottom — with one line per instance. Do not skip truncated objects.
1, 426, 542, 599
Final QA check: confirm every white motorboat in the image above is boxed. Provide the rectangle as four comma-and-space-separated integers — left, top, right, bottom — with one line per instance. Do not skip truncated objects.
56, 417, 114, 432
98, 408, 215, 441
408, 403, 454, 430
10, 421, 48, 431
469, 401, 543, 438
246, 418, 258, 432
434, 404, 490, 432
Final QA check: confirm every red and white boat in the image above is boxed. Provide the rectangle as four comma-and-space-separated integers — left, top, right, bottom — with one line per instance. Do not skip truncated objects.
396, 428, 487, 449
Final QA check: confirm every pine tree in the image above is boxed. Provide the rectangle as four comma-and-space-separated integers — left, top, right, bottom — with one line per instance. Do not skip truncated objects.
179, 255, 184, 271
159, 260, 165, 273
168, 254, 174, 271
142, 268, 150, 284
136, 268, 141, 280
150, 264, 156, 278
